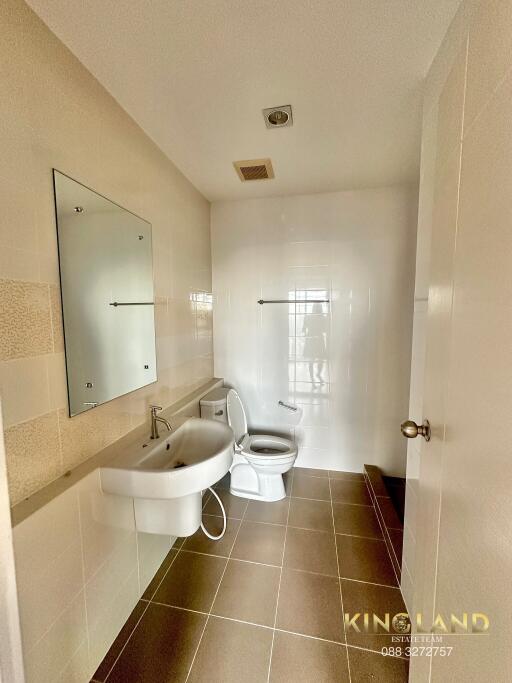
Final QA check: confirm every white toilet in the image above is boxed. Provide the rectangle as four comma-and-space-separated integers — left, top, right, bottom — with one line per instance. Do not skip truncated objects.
200, 387, 297, 501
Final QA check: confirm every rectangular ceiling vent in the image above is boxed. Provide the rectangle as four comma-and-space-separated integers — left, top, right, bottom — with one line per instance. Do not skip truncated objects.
233, 158, 274, 182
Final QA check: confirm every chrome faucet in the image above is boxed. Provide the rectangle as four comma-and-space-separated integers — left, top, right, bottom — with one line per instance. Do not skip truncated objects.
150, 405, 172, 439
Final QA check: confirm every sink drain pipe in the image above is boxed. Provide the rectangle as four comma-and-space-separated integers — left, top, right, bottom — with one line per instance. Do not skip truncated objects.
200, 487, 227, 540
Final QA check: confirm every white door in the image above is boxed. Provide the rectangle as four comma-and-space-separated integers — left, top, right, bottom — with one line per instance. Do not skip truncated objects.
407, 21, 512, 683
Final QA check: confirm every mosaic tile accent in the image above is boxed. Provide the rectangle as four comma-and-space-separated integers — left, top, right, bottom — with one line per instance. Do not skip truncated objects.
49, 283, 64, 352
0, 279, 53, 360
5, 411, 62, 504
58, 403, 131, 472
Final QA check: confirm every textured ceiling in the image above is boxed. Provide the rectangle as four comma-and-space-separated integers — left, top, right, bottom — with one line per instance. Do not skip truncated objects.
27, 0, 460, 201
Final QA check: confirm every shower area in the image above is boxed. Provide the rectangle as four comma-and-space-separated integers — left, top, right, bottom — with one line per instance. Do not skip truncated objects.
211, 187, 417, 477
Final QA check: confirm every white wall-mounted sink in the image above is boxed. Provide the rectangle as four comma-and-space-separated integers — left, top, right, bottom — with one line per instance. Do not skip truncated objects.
100, 417, 234, 536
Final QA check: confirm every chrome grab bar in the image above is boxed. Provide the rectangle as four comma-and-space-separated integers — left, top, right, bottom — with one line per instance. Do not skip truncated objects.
258, 299, 329, 305
109, 302, 155, 307
278, 400, 298, 412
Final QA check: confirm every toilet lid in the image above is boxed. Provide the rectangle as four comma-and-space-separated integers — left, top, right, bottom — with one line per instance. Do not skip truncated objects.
226, 389, 248, 444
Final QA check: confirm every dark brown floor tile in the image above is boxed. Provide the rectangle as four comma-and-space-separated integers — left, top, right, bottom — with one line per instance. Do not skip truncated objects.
276, 568, 344, 642
341, 579, 408, 651
383, 476, 406, 522
388, 528, 403, 564
141, 549, 178, 600
106, 603, 206, 683
331, 480, 372, 506
203, 489, 248, 519
293, 466, 328, 478
292, 473, 331, 501
93, 600, 148, 681
364, 465, 388, 497
231, 521, 286, 566
288, 498, 334, 532
213, 473, 231, 490
283, 527, 338, 576
270, 631, 350, 682
376, 496, 403, 530
212, 559, 280, 627
329, 470, 365, 481
283, 471, 293, 495
336, 536, 397, 587
182, 517, 241, 557
154, 551, 227, 611
333, 503, 383, 539
187, 616, 273, 683
245, 498, 290, 525
348, 647, 409, 682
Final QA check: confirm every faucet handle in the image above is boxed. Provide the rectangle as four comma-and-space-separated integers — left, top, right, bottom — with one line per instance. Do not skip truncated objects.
150, 405, 163, 415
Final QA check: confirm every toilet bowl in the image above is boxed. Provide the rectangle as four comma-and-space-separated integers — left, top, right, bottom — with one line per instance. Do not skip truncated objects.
226, 389, 297, 501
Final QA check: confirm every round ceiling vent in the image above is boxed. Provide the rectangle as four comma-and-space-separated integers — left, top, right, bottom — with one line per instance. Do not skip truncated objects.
262, 105, 293, 129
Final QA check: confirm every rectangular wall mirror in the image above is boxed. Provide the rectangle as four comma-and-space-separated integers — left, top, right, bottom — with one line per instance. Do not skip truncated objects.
53, 170, 157, 417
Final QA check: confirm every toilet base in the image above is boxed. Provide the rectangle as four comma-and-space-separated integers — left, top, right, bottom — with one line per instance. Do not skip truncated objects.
229, 460, 288, 502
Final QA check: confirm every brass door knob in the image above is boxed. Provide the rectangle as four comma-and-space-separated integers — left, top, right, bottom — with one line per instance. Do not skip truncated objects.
401, 419, 431, 441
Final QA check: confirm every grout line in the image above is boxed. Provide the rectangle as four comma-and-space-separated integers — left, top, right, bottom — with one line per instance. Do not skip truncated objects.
338, 575, 401, 590
291, 494, 332, 503
328, 474, 352, 682
363, 474, 402, 589
150, 545, 401, 588
275, 627, 407, 660
149, 601, 209, 616
332, 501, 373, 509
143, 545, 181, 601
102, 545, 180, 682
184, 494, 248, 682
266, 468, 293, 682
127, 600, 409, 663
335, 531, 384, 541
150, 600, 276, 632
160, 538, 401, 589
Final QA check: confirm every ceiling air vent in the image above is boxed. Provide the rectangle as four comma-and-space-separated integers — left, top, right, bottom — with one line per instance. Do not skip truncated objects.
233, 158, 274, 182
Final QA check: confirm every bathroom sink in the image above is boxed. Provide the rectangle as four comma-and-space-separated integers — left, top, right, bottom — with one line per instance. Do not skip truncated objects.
101, 417, 234, 498
100, 417, 234, 536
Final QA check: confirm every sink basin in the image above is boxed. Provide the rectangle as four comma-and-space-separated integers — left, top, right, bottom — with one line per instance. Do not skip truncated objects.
100, 417, 234, 536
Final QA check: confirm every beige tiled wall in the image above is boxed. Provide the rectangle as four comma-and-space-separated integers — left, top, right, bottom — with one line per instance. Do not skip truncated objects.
0, 0, 213, 505
13, 469, 173, 682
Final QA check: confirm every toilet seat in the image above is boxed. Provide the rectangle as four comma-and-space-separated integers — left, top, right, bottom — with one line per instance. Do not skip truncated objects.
239, 434, 297, 462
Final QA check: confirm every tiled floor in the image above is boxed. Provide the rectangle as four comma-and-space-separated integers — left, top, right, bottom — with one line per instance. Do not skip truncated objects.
92, 467, 408, 682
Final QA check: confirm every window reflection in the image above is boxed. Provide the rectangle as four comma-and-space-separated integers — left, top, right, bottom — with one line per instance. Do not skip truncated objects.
288, 289, 330, 403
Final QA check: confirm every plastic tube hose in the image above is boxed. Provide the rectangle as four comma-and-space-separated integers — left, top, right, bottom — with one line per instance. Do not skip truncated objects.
200, 487, 226, 540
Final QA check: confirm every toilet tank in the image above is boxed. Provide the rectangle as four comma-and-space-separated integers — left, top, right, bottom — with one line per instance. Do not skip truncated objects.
200, 387, 229, 424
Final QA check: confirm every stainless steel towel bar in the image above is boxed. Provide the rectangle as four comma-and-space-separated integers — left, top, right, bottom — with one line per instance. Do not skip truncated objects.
109, 302, 155, 307
278, 400, 298, 412
257, 299, 329, 305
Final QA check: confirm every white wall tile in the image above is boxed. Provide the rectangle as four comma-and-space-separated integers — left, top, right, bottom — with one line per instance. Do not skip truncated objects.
57, 641, 90, 683
137, 531, 172, 595
212, 187, 417, 476
14, 451, 185, 681
14, 486, 80, 583
84, 534, 138, 631
17, 539, 83, 652
23, 591, 88, 683
87, 568, 140, 670
77, 470, 136, 582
